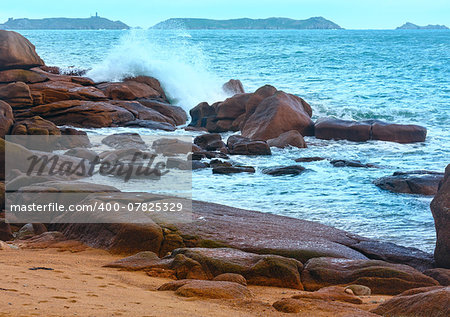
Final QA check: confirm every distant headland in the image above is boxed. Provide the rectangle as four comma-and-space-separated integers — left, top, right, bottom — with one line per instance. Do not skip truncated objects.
0, 14, 129, 30
396, 22, 448, 30
151, 17, 343, 30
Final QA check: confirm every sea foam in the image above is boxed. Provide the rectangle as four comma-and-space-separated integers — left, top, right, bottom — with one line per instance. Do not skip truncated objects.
87, 29, 229, 111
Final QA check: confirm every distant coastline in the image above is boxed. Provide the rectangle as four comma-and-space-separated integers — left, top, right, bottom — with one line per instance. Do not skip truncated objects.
0, 15, 129, 30
151, 17, 343, 30
396, 22, 448, 30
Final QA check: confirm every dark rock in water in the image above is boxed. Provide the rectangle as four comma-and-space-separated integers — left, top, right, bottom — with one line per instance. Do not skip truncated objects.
374, 170, 444, 195
101, 133, 147, 150
0, 30, 44, 70
315, 117, 427, 143
227, 135, 271, 155
423, 268, 450, 286
194, 133, 226, 151
267, 130, 307, 148
189, 151, 229, 160
222, 79, 245, 95
0, 100, 14, 137
301, 257, 439, 295
209, 159, 232, 168
371, 121, 427, 144
166, 158, 192, 170
262, 165, 305, 176
189, 101, 217, 129
315, 117, 372, 142
331, 159, 377, 168
124, 119, 175, 131
295, 156, 326, 162
212, 166, 255, 174
371, 286, 450, 317
191, 161, 208, 170
430, 164, 450, 268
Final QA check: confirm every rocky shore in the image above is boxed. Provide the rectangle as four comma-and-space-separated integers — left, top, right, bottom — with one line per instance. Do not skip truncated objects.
1, 30, 449, 316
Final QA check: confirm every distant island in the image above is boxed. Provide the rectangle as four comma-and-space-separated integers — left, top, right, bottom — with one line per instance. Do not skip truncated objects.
396, 22, 448, 30
151, 17, 342, 30
0, 15, 129, 30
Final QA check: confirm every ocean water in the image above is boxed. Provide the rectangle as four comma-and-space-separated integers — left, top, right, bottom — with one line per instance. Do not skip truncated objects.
17, 29, 450, 252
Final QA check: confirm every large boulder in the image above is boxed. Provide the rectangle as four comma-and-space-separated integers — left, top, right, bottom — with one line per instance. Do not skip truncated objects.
371, 286, 450, 317
0, 30, 44, 70
301, 257, 439, 295
189, 85, 313, 140
371, 121, 428, 143
193, 133, 226, 151
0, 82, 33, 108
315, 118, 427, 143
222, 79, 245, 95
267, 130, 307, 148
430, 164, 450, 268
241, 91, 314, 140
374, 170, 444, 195
0, 100, 14, 137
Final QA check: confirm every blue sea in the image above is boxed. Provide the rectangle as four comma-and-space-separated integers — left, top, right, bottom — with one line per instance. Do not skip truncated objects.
17, 29, 450, 252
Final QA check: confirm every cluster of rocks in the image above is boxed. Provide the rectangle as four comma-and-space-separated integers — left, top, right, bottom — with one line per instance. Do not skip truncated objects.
0, 30, 188, 138
189, 87, 427, 145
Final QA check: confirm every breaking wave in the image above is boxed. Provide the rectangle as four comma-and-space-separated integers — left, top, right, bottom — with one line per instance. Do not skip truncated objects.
87, 29, 229, 111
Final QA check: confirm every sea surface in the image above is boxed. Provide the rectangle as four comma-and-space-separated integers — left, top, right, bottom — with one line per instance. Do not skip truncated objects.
17, 29, 450, 252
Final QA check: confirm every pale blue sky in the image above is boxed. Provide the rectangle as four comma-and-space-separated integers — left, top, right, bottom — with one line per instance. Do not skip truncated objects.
1, 0, 449, 29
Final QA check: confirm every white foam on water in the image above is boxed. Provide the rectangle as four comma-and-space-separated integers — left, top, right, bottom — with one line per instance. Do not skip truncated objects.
87, 29, 229, 111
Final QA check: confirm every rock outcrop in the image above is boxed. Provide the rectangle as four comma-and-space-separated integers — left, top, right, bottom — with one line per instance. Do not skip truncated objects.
430, 164, 450, 268
189, 85, 313, 140
0, 30, 44, 70
374, 170, 444, 195
371, 286, 450, 317
301, 257, 439, 295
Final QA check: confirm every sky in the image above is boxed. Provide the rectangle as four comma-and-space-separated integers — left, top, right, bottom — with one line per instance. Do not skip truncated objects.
1, 0, 449, 29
